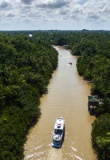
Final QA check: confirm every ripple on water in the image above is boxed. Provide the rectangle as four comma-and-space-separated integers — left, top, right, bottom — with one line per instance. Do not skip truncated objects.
73, 153, 83, 160
70, 146, 78, 152
25, 145, 46, 160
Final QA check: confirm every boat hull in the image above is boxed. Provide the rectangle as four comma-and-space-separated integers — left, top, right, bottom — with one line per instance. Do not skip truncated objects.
52, 117, 65, 148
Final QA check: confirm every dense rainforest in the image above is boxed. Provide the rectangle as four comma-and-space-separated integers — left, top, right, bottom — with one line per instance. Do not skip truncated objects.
0, 33, 58, 160
0, 30, 110, 160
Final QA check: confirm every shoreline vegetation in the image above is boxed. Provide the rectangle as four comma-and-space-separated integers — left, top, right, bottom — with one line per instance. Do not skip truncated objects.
0, 30, 110, 160
0, 33, 58, 160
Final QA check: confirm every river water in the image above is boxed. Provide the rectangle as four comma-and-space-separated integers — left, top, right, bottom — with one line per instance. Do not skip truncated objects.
24, 46, 97, 160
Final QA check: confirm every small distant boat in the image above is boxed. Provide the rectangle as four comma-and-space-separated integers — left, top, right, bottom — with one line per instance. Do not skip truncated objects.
52, 117, 65, 148
68, 62, 72, 65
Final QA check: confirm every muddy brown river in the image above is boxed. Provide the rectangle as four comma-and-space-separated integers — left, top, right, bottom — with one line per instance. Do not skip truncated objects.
24, 46, 97, 160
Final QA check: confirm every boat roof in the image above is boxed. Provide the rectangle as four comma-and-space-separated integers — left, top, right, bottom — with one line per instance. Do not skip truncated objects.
88, 95, 99, 102
54, 117, 65, 130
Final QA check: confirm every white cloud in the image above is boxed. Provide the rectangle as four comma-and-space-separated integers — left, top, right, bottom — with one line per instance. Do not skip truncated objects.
0, 0, 110, 30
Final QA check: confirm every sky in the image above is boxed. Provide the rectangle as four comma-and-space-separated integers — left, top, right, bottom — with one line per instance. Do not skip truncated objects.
0, 0, 110, 31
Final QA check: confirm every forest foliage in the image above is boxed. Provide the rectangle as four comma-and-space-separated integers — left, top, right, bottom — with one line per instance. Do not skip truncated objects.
1, 30, 110, 160
0, 33, 58, 160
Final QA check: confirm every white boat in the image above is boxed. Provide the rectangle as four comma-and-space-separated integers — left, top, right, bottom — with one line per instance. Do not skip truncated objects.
52, 117, 65, 148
